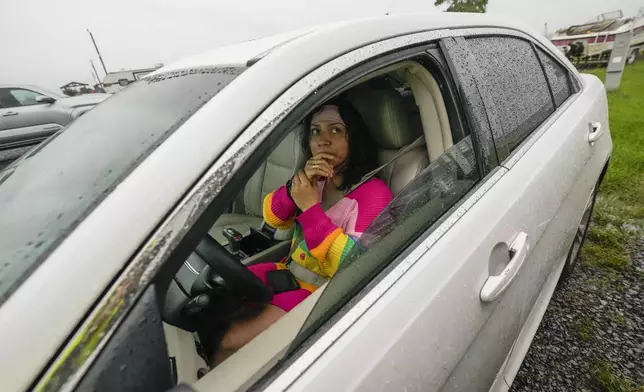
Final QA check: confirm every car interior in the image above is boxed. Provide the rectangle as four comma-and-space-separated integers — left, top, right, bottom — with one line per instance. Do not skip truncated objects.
159, 59, 473, 389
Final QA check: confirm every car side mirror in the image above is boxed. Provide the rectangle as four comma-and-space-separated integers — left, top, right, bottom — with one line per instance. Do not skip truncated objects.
35, 95, 56, 104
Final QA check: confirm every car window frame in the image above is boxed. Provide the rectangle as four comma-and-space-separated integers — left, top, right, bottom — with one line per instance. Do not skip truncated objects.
446, 28, 584, 167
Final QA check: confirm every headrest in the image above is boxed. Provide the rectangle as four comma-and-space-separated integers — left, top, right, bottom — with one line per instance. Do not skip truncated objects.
348, 86, 423, 149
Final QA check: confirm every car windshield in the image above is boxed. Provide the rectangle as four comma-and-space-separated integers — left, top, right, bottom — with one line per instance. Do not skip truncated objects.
0, 66, 245, 305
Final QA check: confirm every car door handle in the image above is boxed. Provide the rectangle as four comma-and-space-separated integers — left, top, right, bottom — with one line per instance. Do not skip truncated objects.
480, 232, 529, 303
588, 122, 603, 144
2, 111, 18, 117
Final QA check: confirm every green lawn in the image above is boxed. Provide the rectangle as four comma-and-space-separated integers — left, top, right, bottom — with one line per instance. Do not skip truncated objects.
580, 62, 644, 391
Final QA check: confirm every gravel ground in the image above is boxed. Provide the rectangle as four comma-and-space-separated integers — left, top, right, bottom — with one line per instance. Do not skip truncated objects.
511, 237, 644, 391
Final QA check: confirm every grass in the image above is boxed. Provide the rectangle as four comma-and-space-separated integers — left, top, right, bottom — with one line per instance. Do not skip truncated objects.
606, 310, 627, 327
580, 62, 644, 270
576, 316, 594, 342
591, 362, 644, 392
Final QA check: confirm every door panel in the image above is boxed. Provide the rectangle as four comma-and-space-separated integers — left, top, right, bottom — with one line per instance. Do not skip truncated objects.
444, 87, 608, 391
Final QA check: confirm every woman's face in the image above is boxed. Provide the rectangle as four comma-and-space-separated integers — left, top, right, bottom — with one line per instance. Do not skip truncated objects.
309, 105, 350, 169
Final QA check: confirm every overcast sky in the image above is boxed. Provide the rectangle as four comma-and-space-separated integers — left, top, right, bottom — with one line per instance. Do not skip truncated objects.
1, 0, 642, 91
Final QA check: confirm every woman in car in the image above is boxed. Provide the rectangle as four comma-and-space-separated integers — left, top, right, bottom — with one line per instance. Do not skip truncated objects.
215, 99, 393, 363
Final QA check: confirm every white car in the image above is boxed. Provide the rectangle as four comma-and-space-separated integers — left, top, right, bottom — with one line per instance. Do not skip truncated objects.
0, 13, 611, 392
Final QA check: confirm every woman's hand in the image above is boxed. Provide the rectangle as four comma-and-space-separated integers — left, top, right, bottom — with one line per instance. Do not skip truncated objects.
291, 170, 320, 211
303, 153, 335, 181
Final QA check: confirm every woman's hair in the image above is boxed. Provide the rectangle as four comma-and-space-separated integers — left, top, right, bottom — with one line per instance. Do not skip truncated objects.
301, 98, 378, 191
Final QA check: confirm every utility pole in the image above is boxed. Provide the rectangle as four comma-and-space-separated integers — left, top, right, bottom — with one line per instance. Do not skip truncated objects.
90, 60, 102, 84
89, 60, 102, 91
87, 29, 108, 76
544, 22, 548, 38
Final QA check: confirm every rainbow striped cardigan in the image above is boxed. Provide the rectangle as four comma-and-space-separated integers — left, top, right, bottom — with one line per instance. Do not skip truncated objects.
263, 178, 393, 280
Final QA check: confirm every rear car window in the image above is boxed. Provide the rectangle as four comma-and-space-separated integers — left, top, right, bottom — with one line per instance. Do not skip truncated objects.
0, 66, 244, 305
536, 48, 573, 107
466, 36, 554, 155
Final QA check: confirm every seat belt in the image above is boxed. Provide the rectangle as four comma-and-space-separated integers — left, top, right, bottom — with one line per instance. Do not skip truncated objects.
345, 134, 426, 195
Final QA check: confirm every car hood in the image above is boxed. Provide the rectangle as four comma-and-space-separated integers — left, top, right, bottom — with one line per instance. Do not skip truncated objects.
58, 93, 111, 108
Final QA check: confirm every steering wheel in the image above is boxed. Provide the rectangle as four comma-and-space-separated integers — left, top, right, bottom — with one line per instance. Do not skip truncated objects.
194, 235, 273, 303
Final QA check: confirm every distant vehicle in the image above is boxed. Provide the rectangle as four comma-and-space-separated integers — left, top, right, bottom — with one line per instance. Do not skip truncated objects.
102, 65, 163, 93
0, 85, 109, 149
0, 13, 611, 392
551, 8, 644, 66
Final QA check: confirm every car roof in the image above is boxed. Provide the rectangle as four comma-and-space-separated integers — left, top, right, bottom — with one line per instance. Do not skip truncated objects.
151, 12, 543, 73
0, 84, 50, 91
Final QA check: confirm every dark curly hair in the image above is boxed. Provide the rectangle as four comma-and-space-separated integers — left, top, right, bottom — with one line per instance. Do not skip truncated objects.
301, 98, 378, 191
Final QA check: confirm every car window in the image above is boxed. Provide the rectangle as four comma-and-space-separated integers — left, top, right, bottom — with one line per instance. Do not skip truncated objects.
0, 66, 244, 305
465, 36, 554, 156
0, 88, 22, 109
287, 56, 483, 351
9, 88, 41, 106
536, 48, 573, 107
291, 135, 480, 350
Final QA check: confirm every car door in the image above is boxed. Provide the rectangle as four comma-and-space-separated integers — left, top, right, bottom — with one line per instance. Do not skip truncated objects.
442, 32, 608, 390
0, 87, 67, 146
445, 32, 611, 389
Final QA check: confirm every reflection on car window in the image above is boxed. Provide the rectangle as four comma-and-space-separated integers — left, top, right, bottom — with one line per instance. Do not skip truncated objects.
10, 89, 40, 106
0, 66, 245, 305
290, 136, 480, 351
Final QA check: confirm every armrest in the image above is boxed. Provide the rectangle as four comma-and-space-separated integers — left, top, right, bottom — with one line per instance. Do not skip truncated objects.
242, 241, 291, 266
